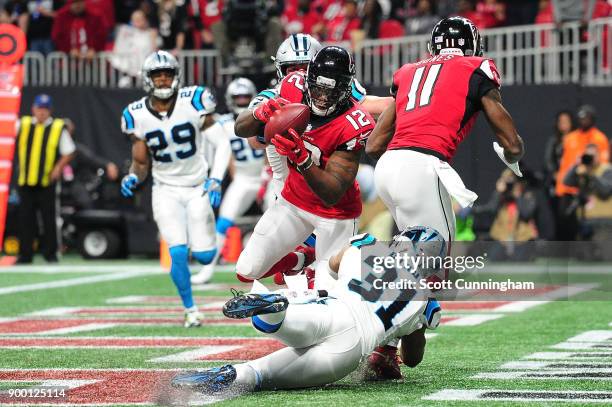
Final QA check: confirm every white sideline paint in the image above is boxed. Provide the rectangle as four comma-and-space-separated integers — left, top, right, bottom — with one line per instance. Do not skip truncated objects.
0, 264, 163, 273
0, 379, 99, 389
502, 361, 612, 369
552, 342, 612, 350
423, 389, 612, 403
148, 346, 241, 362
493, 301, 548, 312
29, 323, 119, 335
26, 307, 83, 317
566, 331, 612, 343
473, 369, 612, 380
106, 296, 149, 304
442, 314, 503, 326
524, 352, 612, 360
0, 270, 165, 296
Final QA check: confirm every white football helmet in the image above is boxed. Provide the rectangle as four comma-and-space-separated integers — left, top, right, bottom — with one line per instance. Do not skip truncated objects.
225, 77, 257, 116
142, 51, 181, 100
273, 33, 322, 79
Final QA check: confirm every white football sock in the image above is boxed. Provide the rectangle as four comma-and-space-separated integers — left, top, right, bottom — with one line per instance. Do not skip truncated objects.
234, 363, 261, 391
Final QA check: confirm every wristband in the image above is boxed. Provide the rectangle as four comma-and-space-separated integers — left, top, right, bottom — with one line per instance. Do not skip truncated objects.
297, 157, 314, 173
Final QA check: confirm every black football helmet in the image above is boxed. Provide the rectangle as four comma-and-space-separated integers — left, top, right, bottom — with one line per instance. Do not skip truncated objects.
306, 46, 355, 117
429, 16, 483, 57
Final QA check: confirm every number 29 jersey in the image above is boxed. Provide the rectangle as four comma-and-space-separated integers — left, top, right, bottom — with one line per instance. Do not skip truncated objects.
389, 53, 501, 162
121, 86, 215, 186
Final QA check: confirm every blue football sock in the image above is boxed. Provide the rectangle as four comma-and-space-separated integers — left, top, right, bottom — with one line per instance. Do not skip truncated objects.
169, 245, 194, 309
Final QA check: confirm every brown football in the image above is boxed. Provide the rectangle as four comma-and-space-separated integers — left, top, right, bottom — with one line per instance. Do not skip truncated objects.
264, 103, 310, 144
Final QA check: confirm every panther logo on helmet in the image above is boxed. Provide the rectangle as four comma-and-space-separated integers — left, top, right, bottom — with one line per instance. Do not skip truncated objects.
142, 51, 182, 100
273, 34, 322, 79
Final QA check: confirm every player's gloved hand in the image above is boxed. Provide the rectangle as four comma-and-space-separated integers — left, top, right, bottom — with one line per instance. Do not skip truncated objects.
120, 174, 139, 197
252, 97, 289, 124
203, 177, 222, 208
271, 128, 311, 168
493, 142, 523, 177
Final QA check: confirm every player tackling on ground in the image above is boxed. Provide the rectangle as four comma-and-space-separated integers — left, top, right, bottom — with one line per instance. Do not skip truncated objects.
366, 16, 525, 366
171, 226, 443, 392
120, 51, 231, 327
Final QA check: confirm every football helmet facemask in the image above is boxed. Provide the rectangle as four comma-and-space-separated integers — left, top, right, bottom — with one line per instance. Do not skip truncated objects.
273, 33, 323, 79
306, 46, 355, 117
142, 51, 181, 100
225, 77, 257, 116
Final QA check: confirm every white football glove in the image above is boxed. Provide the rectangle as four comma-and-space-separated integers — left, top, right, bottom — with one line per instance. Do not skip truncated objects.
493, 142, 523, 177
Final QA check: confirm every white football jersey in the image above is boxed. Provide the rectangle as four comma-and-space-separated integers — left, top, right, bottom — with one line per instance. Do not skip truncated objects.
121, 86, 215, 186
331, 233, 427, 355
217, 113, 264, 178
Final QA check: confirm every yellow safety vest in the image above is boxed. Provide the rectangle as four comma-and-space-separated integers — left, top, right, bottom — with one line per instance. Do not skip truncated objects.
17, 116, 65, 187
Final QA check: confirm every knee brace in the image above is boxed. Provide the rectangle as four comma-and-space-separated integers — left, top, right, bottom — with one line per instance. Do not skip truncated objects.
192, 248, 217, 265
216, 217, 234, 235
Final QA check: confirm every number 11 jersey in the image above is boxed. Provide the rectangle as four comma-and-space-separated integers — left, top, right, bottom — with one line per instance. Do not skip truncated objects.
389, 53, 501, 162
121, 86, 215, 186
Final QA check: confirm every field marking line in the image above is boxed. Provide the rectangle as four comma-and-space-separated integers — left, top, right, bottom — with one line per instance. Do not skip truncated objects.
473, 369, 612, 380
0, 270, 165, 296
0, 265, 163, 274
565, 331, 612, 343
502, 361, 612, 369
524, 351, 612, 360
423, 389, 612, 403
148, 346, 241, 362
440, 314, 504, 326
552, 342, 612, 350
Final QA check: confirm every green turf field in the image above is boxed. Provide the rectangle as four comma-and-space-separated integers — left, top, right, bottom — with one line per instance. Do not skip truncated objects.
0, 259, 610, 406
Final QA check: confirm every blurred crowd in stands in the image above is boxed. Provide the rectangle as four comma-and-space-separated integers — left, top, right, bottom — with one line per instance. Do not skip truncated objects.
1, 0, 610, 63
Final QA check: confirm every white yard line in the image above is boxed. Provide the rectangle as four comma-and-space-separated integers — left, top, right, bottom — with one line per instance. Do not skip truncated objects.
502, 361, 612, 369
473, 369, 612, 380
524, 351, 612, 360
148, 346, 241, 362
0, 270, 165, 296
0, 264, 163, 274
442, 314, 504, 326
423, 389, 612, 403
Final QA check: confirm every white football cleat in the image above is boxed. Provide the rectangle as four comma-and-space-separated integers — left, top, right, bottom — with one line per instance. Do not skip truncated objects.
184, 309, 204, 328
191, 265, 214, 285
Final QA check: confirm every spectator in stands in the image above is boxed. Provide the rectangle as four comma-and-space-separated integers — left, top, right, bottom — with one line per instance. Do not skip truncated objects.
472, 169, 539, 260
51, 0, 107, 59
87, 0, 115, 36
111, 9, 157, 86
551, 0, 596, 23
555, 105, 609, 240
212, 0, 283, 68
362, 0, 405, 39
282, 0, 325, 37
15, 95, 76, 264
1, 0, 28, 31
190, 0, 223, 49
457, 0, 482, 28
476, 0, 506, 28
326, 0, 362, 42
545, 110, 574, 193
536, 0, 554, 24
405, 0, 439, 35
563, 143, 612, 242
20, 0, 60, 55
153, 0, 188, 54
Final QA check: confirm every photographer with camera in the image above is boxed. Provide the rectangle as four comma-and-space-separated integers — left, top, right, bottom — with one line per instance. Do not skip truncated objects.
470, 169, 539, 260
555, 105, 609, 240
563, 144, 612, 242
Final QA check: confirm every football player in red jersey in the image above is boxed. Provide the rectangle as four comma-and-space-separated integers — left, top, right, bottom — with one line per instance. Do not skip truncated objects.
366, 16, 524, 372
233, 46, 375, 291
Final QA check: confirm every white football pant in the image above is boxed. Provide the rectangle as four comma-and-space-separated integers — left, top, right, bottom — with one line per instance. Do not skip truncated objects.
374, 150, 456, 242
236, 196, 357, 289
240, 298, 363, 390
152, 182, 216, 251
